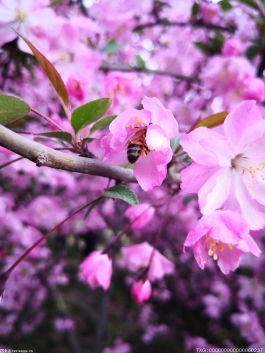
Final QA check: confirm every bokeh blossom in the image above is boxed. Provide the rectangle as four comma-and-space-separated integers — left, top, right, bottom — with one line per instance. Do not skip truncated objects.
121, 242, 175, 281
79, 251, 112, 290
125, 203, 155, 230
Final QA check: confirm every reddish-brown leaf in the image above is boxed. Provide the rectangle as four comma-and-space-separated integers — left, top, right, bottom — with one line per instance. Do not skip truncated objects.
17, 32, 69, 108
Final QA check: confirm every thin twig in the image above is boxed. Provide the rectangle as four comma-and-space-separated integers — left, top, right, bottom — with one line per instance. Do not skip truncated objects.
0, 156, 23, 169
4, 196, 103, 277
30, 107, 65, 131
100, 63, 199, 83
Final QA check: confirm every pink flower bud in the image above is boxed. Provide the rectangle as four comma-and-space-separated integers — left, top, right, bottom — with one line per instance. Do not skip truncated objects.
79, 251, 112, 290
66, 77, 85, 101
131, 280, 152, 304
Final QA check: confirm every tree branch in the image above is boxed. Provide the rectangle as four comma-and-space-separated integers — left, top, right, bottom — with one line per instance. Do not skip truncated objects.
134, 19, 235, 33
100, 63, 199, 83
0, 125, 135, 183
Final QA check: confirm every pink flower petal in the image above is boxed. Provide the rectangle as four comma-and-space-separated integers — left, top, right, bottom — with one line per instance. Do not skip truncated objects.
180, 163, 220, 194
217, 248, 242, 274
142, 96, 179, 138
198, 168, 232, 215
146, 125, 170, 150
134, 150, 171, 191
234, 173, 265, 230
224, 100, 262, 148
180, 127, 230, 166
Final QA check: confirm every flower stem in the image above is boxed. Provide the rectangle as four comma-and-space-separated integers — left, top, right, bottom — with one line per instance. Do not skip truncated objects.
4, 196, 103, 276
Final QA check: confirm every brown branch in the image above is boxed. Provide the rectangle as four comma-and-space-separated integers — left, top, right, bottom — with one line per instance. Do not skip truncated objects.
134, 19, 235, 33
0, 124, 135, 183
100, 63, 199, 83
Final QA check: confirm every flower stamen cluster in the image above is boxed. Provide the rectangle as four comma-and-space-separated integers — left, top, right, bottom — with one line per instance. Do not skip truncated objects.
205, 234, 233, 261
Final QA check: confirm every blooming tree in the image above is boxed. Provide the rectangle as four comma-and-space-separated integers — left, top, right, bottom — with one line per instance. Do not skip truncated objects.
0, 0, 265, 351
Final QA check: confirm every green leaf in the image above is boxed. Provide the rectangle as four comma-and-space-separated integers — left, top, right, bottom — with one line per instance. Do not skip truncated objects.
246, 44, 260, 59
17, 32, 69, 108
194, 41, 212, 55
81, 137, 94, 144
37, 131, 73, 144
101, 40, 123, 54
212, 31, 224, 52
104, 185, 138, 205
219, 0, 232, 11
135, 55, 146, 69
90, 115, 116, 134
50, 0, 63, 5
193, 112, 228, 130
191, 2, 200, 17
0, 94, 30, 125
238, 0, 259, 10
71, 98, 111, 134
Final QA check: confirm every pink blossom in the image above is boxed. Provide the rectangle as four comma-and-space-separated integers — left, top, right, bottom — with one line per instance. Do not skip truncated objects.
201, 56, 255, 95
79, 251, 112, 290
222, 37, 243, 56
242, 78, 265, 102
131, 280, 152, 304
103, 73, 142, 112
183, 211, 261, 274
103, 96, 179, 191
125, 203, 155, 230
121, 242, 174, 281
200, 2, 220, 24
180, 100, 265, 229
90, 0, 152, 41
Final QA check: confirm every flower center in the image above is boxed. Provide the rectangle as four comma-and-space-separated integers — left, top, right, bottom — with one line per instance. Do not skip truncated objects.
15, 9, 28, 23
231, 154, 265, 189
126, 116, 144, 129
59, 52, 74, 63
205, 235, 233, 261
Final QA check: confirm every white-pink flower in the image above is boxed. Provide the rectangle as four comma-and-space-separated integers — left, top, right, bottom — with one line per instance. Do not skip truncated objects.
0, 0, 57, 50
79, 250, 112, 290
180, 100, 265, 230
103, 96, 179, 191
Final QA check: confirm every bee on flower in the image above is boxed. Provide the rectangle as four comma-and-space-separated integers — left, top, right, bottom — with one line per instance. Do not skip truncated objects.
101, 96, 179, 191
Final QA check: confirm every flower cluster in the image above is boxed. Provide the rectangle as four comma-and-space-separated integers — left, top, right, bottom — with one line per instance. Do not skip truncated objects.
181, 100, 264, 272
1, 0, 265, 350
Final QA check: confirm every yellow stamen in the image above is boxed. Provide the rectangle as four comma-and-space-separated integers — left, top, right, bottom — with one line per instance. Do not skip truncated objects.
205, 234, 234, 262
126, 116, 143, 129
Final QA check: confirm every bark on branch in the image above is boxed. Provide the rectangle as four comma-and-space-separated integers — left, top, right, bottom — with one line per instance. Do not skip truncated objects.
0, 124, 135, 183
